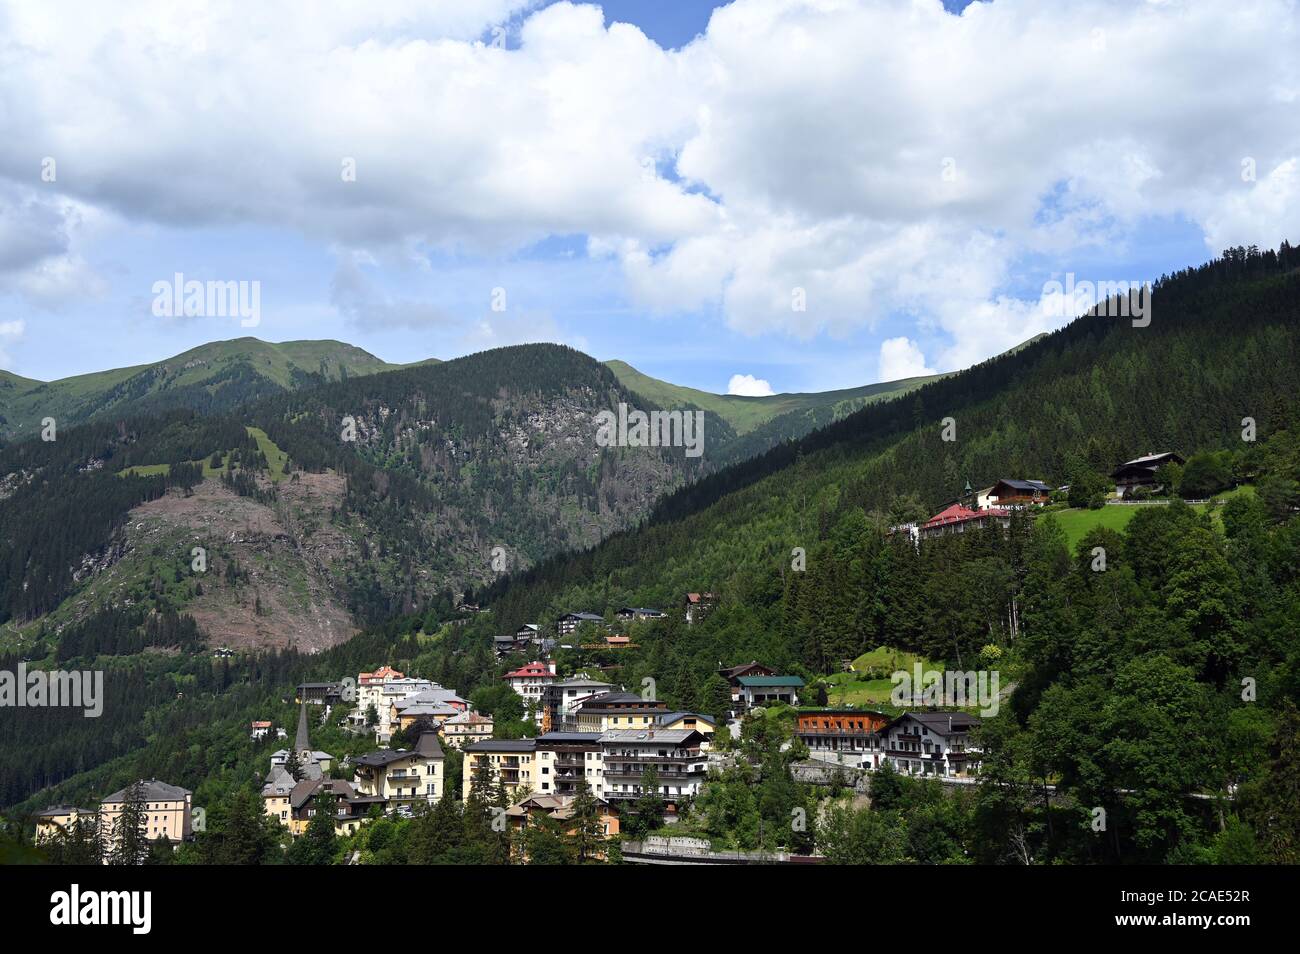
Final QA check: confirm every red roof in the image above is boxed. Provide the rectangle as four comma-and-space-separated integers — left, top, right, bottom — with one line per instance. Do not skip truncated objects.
503, 661, 553, 680
922, 504, 1011, 530
360, 665, 405, 685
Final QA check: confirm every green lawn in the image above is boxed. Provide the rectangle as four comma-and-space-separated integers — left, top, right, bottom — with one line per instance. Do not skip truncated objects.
1042, 485, 1255, 551
814, 647, 943, 707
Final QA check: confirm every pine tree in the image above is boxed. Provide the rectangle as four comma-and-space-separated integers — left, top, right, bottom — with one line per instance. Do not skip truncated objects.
567, 777, 606, 863
108, 781, 149, 866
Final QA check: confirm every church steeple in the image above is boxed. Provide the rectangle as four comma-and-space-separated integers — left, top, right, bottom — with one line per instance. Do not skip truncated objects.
295, 703, 311, 759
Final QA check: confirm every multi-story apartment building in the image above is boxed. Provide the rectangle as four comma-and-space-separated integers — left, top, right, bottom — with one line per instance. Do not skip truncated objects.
502, 661, 556, 722
574, 692, 668, 733
794, 709, 892, 767
600, 728, 708, 808
879, 712, 981, 777
540, 677, 615, 731
100, 780, 192, 846
353, 665, 405, 723
33, 805, 94, 843
462, 739, 538, 801
534, 732, 605, 798
352, 732, 446, 805
558, 612, 604, 637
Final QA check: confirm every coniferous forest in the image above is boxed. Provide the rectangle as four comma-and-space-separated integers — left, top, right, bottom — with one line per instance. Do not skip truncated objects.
1, 245, 1299, 870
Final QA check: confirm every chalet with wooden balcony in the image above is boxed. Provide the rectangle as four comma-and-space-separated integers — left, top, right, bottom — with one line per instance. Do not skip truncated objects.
794, 709, 891, 766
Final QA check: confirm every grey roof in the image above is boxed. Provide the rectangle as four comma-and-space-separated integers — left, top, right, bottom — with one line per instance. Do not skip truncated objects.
36, 805, 92, 817
561, 611, 604, 621
580, 691, 643, 706
655, 711, 717, 727
102, 780, 190, 804
355, 733, 444, 767
996, 478, 1051, 491
295, 704, 311, 754
465, 739, 537, 752
601, 728, 703, 745
894, 711, 982, 736
536, 732, 604, 743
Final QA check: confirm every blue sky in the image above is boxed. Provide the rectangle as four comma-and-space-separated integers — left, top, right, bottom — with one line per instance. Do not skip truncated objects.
0, 0, 1294, 395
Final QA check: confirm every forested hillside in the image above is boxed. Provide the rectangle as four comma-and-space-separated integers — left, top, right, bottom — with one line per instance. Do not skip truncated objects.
6, 246, 1300, 866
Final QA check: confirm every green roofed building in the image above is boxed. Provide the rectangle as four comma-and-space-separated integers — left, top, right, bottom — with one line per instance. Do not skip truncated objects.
735, 675, 804, 710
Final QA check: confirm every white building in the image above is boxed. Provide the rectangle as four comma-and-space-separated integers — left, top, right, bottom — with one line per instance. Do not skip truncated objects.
878, 712, 981, 778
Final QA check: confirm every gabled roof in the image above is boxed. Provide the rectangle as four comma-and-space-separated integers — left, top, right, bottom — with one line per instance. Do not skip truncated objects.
560, 611, 604, 622
993, 478, 1051, 492
922, 503, 1011, 529
354, 734, 443, 766
685, 592, 716, 604
551, 677, 615, 689
655, 711, 717, 727
443, 710, 493, 726
617, 606, 664, 615
719, 660, 772, 681
890, 711, 982, 737
737, 675, 805, 688
503, 661, 553, 679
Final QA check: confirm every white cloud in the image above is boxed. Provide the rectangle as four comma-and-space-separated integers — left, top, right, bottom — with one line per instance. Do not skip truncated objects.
878, 337, 936, 382
0, 319, 25, 367
727, 373, 775, 396
0, 0, 1297, 368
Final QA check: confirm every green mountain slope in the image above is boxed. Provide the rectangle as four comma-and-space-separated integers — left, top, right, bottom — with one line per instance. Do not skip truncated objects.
0, 338, 436, 439
604, 359, 936, 435
478, 246, 1300, 635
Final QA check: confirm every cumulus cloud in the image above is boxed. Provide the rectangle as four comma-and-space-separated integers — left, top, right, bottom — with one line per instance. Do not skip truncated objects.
1, 0, 1297, 367
727, 373, 775, 396
0, 319, 25, 367
878, 337, 936, 382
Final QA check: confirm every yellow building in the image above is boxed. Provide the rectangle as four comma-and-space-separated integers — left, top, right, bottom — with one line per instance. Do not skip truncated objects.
462, 739, 537, 801
353, 732, 446, 805
574, 692, 668, 733
654, 712, 717, 749
440, 710, 494, 750
34, 805, 93, 843
100, 780, 192, 847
